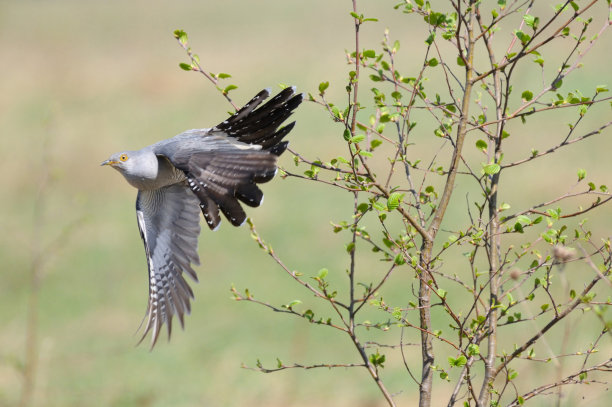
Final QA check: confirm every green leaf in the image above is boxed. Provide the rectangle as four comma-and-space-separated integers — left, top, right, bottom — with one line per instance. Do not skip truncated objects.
514, 222, 524, 233
363, 49, 376, 58
523, 14, 539, 30
394, 253, 406, 265
303, 309, 314, 321
467, 344, 480, 356
317, 268, 328, 279
448, 355, 467, 367
476, 139, 488, 151
523, 14, 535, 27
517, 215, 531, 225
483, 163, 501, 175
179, 62, 193, 71
223, 84, 238, 94
596, 85, 609, 93
577, 168, 586, 181
217, 73, 232, 79
425, 32, 436, 45
372, 201, 386, 211
387, 192, 404, 210
350, 134, 365, 144
285, 300, 301, 309
318, 81, 329, 94
533, 56, 545, 67
456, 55, 466, 66
521, 90, 533, 101
173, 29, 188, 44
370, 139, 383, 150
437, 288, 447, 298
428, 58, 438, 67
514, 30, 531, 45
369, 352, 386, 368
331, 105, 341, 120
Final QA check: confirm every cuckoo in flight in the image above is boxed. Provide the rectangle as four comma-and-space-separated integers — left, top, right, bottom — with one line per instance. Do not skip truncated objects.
102, 87, 302, 347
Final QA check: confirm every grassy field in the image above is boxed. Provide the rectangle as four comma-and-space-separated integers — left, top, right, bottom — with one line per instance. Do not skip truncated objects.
1, 1, 611, 406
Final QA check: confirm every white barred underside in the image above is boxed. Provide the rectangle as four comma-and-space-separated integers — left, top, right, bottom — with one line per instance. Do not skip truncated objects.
136, 184, 201, 348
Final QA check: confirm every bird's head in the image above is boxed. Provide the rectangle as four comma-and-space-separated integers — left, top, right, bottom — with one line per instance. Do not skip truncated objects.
102, 149, 161, 189
101, 151, 136, 173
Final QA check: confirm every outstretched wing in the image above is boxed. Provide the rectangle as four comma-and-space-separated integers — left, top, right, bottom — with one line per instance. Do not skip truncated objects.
179, 140, 280, 230
156, 87, 302, 230
135, 183, 201, 348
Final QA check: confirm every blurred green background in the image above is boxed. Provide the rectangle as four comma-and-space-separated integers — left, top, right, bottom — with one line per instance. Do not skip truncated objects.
1, 1, 611, 406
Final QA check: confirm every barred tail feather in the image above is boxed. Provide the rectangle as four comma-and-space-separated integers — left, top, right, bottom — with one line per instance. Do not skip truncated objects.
214, 87, 303, 149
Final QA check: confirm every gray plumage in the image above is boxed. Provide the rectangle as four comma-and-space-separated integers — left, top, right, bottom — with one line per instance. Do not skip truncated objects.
102, 87, 302, 348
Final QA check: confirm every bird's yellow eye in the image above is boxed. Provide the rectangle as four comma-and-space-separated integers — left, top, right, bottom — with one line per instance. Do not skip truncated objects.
119, 154, 129, 162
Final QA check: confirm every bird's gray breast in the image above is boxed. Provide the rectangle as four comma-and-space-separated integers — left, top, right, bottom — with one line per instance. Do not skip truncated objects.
149, 156, 186, 189
124, 155, 186, 190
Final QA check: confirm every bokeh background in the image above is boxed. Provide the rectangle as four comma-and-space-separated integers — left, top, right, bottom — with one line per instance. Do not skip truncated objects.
1, 1, 611, 406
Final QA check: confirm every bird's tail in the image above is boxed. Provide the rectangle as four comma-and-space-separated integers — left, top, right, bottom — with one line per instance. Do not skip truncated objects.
212, 86, 303, 153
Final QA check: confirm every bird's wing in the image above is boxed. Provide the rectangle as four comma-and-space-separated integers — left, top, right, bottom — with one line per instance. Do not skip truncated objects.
156, 88, 302, 231
162, 139, 280, 230
135, 183, 201, 348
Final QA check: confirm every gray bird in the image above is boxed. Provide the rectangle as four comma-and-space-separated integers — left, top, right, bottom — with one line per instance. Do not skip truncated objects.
102, 87, 302, 347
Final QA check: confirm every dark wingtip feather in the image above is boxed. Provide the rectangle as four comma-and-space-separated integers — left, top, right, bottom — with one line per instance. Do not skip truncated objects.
236, 183, 264, 207
186, 173, 222, 230
268, 140, 289, 156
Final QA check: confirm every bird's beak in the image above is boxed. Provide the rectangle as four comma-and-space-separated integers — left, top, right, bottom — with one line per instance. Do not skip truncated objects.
101, 159, 117, 166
